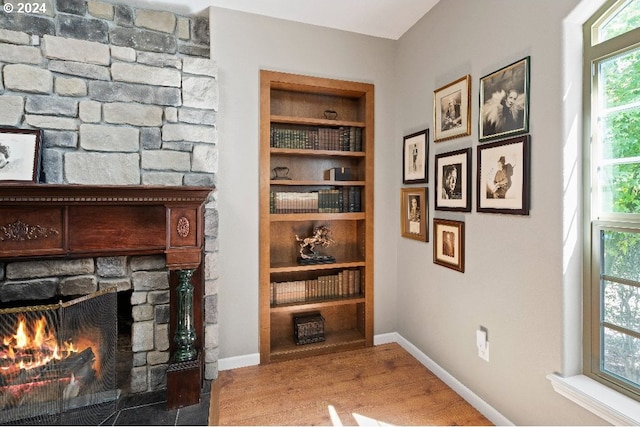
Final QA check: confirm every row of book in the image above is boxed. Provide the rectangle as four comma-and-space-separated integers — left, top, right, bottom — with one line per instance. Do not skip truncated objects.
270, 269, 362, 306
270, 126, 363, 151
270, 188, 362, 214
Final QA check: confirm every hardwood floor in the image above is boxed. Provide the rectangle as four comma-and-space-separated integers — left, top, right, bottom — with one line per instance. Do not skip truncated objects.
210, 343, 492, 426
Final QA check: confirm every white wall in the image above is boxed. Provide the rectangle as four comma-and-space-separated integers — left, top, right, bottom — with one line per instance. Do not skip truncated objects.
210, 7, 398, 358
212, 0, 615, 424
394, 0, 604, 425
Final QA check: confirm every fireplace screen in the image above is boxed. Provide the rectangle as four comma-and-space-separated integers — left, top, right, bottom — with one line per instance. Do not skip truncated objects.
0, 288, 117, 425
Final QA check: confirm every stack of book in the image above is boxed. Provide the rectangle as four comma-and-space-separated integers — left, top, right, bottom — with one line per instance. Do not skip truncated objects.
270, 126, 362, 151
270, 188, 362, 213
270, 269, 362, 306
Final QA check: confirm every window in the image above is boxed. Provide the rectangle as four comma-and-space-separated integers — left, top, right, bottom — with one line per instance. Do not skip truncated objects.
585, 0, 640, 399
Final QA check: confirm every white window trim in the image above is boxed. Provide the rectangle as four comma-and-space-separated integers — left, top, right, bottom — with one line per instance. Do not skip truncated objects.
548, 374, 640, 425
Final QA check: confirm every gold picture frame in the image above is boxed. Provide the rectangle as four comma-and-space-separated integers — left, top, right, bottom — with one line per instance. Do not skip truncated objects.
433, 218, 464, 272
401, 187, 428, 242
434, 75, 471, 142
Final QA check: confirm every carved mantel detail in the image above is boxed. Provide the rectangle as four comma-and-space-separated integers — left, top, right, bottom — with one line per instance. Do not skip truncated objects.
0, 219, 59, 242
176, 216, 190, 238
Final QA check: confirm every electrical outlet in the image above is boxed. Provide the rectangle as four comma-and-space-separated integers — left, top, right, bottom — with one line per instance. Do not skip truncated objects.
476, 326, 489, 362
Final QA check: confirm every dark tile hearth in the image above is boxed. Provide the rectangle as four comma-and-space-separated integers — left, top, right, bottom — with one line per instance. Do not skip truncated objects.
103, 382, 211, 426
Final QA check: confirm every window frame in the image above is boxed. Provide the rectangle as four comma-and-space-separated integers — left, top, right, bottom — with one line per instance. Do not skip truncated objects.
584, 0, 640, 401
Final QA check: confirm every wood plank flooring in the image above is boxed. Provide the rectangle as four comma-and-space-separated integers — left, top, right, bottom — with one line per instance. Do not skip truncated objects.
210, 343, 492, 426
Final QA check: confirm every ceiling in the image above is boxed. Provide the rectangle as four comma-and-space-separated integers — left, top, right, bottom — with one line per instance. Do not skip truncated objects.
105, 0, 440, 40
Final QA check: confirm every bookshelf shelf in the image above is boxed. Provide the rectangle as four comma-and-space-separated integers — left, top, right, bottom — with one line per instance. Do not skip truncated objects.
260, 70, 374, 364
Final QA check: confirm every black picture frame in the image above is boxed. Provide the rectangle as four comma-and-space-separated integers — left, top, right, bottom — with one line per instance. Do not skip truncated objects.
0, 128, 42, 183
403, 129, 429, 184
435, 148, 472, 212
479, 57, 530, 142
476, 135, 530, 215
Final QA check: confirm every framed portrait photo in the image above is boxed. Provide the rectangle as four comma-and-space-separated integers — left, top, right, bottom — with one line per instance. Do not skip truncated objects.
433, 218, 464, 272
479, 57, 530, 142
403, 129, 429, 184
434, 75, 471, 142
476, 135, 530, 215
0, 128, 42, 183
435, 148, 472, 212
401, 187, 428, 242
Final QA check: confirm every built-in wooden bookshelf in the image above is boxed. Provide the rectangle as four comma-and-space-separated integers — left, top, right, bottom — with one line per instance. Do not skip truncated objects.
259, 70, 374, 363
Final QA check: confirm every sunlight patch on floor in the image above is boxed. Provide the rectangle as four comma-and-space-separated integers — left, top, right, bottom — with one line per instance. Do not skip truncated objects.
328, 405, 395, 426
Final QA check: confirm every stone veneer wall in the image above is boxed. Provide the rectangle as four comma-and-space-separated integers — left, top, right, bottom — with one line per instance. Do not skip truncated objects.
0, 0, 219, 392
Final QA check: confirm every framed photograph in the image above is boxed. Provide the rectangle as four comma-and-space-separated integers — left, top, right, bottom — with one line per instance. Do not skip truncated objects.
403, 129, 429, 184
433, 218, 464, 272
479, 57, 530, 142
434, 75, 471, 142
477, 135, 530, 215
401, 187, 428, 242
0, 128, 42, 183
435, 148, 472, 212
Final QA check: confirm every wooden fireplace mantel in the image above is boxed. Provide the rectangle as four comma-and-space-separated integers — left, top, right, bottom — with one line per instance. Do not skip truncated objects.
0, 184, 213, 409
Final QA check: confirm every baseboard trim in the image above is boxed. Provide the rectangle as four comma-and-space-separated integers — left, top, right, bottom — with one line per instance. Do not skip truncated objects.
391, 332, 513, 426
217, 332, 512, 425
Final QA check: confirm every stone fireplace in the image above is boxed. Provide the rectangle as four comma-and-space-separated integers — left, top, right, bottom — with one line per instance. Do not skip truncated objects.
0, 0, 219, 405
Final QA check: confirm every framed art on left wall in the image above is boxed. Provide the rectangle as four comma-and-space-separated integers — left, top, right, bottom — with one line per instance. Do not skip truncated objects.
0, 128, 42, 183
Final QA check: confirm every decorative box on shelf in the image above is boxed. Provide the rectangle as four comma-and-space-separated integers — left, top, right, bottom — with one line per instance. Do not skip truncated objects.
324, 167, 351, 181
293, 312, 325, 345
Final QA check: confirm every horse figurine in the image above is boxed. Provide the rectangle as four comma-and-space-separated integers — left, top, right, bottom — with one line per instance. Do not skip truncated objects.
295, 225, 335, 262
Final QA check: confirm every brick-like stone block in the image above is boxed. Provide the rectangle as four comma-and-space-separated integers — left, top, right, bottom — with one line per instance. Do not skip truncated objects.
137, 51, 182, 69
131, 291, 148, 305
182, 75, 218, 110
87, 1, 114, 20
141, 150, 190, 171
114, 4, 133, 26
111, 62, 181, 87
176, 17, 190, 40
26, 95, 78, 117
204, 208, 218, 238
103, 102, 163, 127
164, 107, 178, 123
0, 43, 42, 64
135, 9, 176, 34
42, 130, 77, 148
3, 64, 52, 93
41, 148, 64, 183
110, 45, 136, 62
132, 352, 147, 367
129, 366, 147, 393
142, 172, 183, 186
204, 323, 218, 349
162, 123, 216, 143
192, 16, 209, 45
192, 144, 218, 173
130, 255, 165, 271
58, 15, 109, 44
0, 13, 56, 37
132, 320, 154, 352
6, 258, 94, 279
147, 290, 170, 305
25, 114, 78, 130
0, 278, 58, 302
183, 57, 216, 78
109, 27, 176, 54
56, 0, 86, 15
99, 278, 131, 292
48, 60, 110, 81
79, 100, 101, 123
204, 252, 218, 281
154, 304, 170, 324
204, 361, 218, 381
183, 172, 215, 187
148, 364, 167, 391
154, 323, 169, 351
132, 304, 154, 321
43, 35, 110, 65
178, 108, 216, 126
79, 124, 139, 152
132, 271, 169, 291
96, 256, 127, 277
65, 152, 140, 184
0, 95, 23, 126
204, 294, 217, 324
0, 28, 31, 45
60, 275, 98, 296
88, 81, 180, 106
55, 77, 87, 97
147, 350, 169, 365
178, 43, 210, 58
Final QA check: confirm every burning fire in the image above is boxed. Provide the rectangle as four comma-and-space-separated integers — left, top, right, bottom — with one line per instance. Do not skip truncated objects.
1, 315, 81, 376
